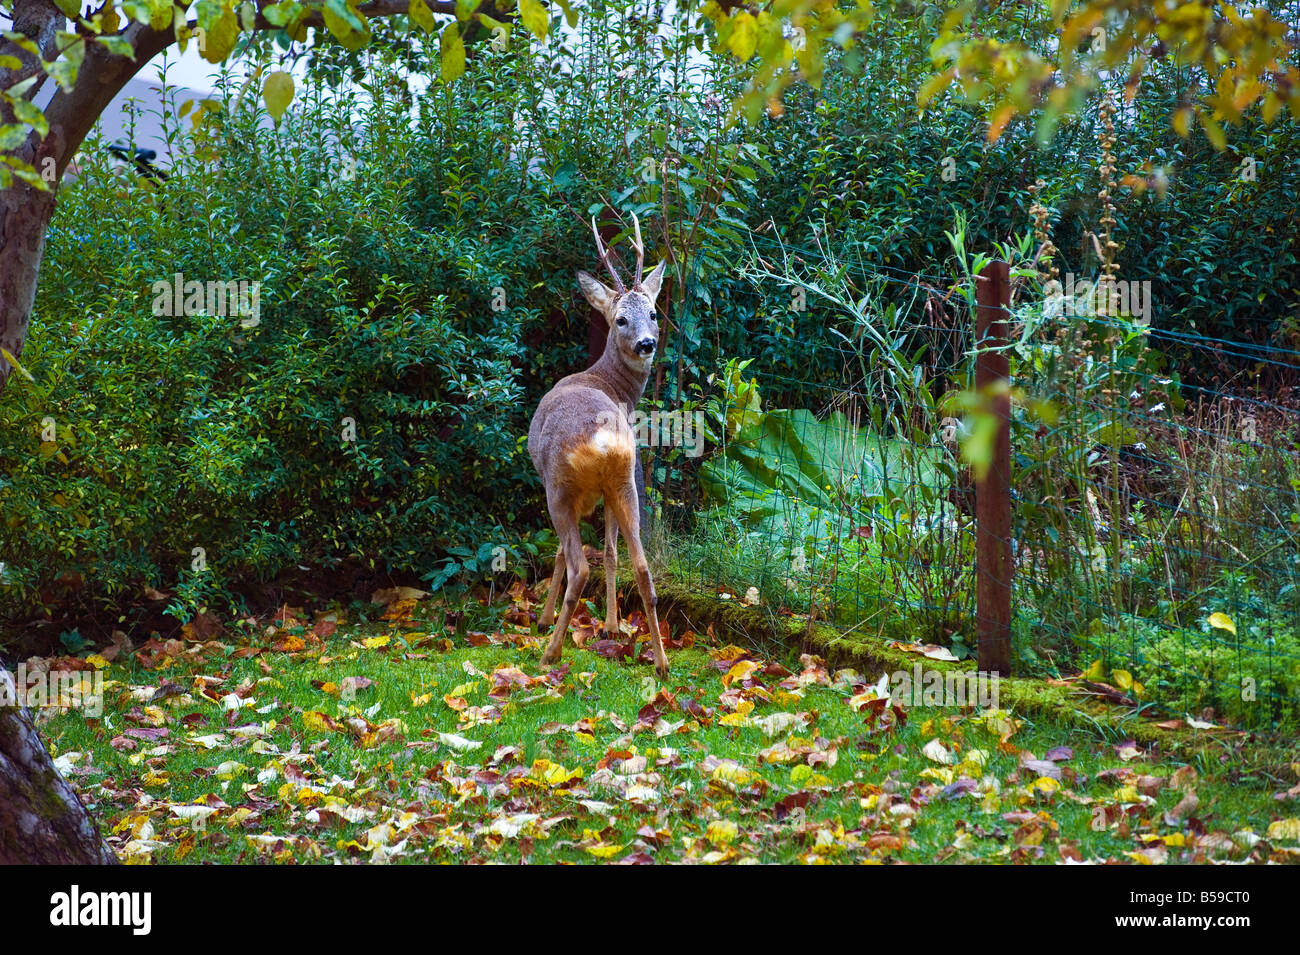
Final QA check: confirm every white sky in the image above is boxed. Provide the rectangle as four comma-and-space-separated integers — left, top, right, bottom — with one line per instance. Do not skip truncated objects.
145, 44, 226, 92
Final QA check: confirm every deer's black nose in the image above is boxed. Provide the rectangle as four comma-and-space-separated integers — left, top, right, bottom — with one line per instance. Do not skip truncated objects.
635, 337, 656, 355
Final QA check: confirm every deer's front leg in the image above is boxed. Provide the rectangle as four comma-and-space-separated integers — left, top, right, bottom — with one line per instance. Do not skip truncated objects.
601, 513, 619, 640
608, 488, 668, 678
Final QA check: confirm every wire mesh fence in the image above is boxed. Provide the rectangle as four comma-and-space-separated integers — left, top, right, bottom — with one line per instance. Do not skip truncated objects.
654, 240, 1300, 732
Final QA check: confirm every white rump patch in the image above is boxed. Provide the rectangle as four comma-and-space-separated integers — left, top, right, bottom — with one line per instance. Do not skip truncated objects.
591, 427, 618, 453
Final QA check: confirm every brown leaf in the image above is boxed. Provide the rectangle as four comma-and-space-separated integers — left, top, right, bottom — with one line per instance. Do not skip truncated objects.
866, 832, 906, 851
1164, 790, 1199, 826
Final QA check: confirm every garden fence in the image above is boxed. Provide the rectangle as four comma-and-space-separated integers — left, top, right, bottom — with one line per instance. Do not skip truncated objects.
658, 246, 1299, 732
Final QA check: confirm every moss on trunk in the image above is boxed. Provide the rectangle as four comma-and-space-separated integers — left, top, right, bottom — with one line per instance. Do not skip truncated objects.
0, 674, 117, 864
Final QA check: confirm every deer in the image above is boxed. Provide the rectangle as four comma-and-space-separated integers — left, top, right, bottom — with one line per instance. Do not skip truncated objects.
528, 213, 670, 677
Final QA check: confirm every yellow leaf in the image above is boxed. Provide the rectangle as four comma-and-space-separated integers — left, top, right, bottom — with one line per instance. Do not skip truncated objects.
225, 807, 254, 827
1113, 669, 1133, 691
517, 0, 549, 39
722, 659, 759, 686
215, 760, 247, 779
706, 820, 738, 846
1, 347, 34, 382
1202, 115, 1226, 151
917, 69, 953, 107
711, 762, 758, 786
727, 11, 757, 61
362, 635, 390, 649
409, 0, 435, 32
531, 758, 582, 786
1266, 818, 1300, 841
1262, 91, 1282, 123
1207, 612, 1237, 635
262, 70, 294, 123
1083, 659, 1106, 680
440, 21, 465, 82
302, 711, 334, 733
85, 654, 110, 670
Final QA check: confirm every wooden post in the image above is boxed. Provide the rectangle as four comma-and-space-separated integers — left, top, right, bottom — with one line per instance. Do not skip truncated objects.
975, 260, 1012, 676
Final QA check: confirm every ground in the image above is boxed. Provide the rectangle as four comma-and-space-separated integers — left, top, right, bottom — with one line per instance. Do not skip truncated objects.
31, 583, 1300, 864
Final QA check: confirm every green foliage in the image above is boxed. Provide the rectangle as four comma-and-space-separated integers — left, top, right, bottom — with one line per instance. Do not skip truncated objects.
2, 0, 1297, 736
1084, 603, 1300, 729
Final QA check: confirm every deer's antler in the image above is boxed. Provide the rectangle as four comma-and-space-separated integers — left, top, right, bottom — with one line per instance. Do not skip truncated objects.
591, 216, 626, 294
630, 212, 645, 288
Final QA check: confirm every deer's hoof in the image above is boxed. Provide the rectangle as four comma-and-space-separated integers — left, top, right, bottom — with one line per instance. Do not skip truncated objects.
540, 650, 560, 667
655, 660, 670, 679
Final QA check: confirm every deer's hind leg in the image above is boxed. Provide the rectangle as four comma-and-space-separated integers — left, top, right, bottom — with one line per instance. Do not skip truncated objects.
539, 546, 565, 628
602, 511, 619, 638
540, 501, 589, 668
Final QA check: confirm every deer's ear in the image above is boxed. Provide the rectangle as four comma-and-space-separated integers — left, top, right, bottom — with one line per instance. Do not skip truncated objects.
640, 261, 667, 303
577, 270, 616, 318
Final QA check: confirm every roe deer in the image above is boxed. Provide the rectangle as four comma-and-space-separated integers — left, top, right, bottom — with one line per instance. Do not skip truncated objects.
528, 214, 669, 676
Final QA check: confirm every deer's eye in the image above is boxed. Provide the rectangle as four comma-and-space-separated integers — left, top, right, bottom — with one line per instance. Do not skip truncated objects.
616, 317, 628, 327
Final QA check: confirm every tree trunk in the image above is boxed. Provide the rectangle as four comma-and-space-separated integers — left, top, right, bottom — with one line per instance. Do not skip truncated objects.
0, 182, 56, 391
0, 671, 117, 864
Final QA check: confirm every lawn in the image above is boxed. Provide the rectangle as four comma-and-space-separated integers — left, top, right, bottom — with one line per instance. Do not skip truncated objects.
35, 584, 1300, 864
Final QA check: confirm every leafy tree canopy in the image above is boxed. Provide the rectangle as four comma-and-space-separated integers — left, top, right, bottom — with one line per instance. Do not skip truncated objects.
1, 0, 1297, 190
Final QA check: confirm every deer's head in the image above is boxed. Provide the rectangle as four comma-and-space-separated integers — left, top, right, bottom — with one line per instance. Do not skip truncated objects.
577, 213, 666, 371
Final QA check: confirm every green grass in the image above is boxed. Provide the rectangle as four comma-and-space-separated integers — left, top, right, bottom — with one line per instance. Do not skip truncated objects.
35, 590, 1300, 864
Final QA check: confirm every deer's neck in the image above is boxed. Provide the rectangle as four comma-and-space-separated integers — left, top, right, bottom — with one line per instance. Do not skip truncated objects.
588, 341, 652, 412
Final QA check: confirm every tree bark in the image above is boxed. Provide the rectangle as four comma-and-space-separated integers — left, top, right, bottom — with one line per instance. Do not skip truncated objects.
0, 183, 56, 390
0, 671, 117, 864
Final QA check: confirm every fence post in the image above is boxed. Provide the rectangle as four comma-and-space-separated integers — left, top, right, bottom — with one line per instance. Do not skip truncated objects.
975, 260, 1012, 676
